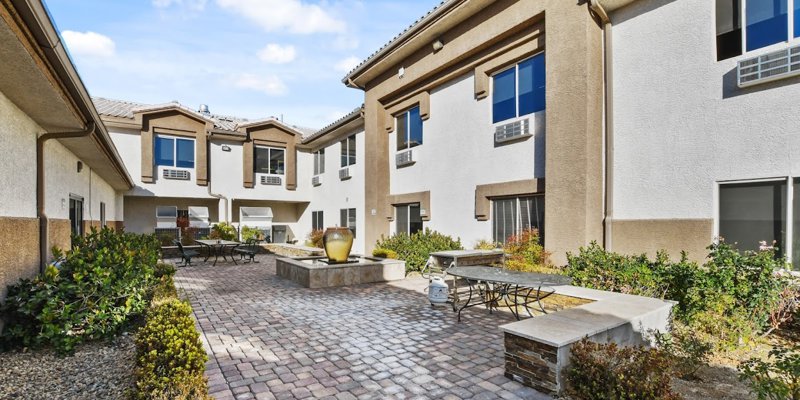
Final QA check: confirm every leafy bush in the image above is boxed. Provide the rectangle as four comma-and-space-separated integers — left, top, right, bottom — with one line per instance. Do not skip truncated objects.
473, 239, 500, 250
134, 298, 209, 400
150, 263, 178, 302
566, 338, 681, 400
503, 228, 553, 273
372, 248, 398, 259
565, 242, 670, 298
0, 228, 160, 353
240, 225, 266, 242
374, 228, 462, 273
651, 322, 712, 380
208, 222, 236, 241
306, 229, 324, 248
739, 345, 800, 400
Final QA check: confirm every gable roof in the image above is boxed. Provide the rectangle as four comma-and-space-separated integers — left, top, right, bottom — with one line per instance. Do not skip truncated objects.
302, 106, 364, 145
92, 97, 316, 136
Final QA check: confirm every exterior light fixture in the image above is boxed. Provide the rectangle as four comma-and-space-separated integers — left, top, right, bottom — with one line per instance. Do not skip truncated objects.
432, 39, 444, 52
77, 161, 83, 173
222, 145, 231, 152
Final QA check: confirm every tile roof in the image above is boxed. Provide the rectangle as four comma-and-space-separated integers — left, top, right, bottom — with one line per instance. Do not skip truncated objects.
92, 97, 317, 136
302, 106, 363, 144
341, 0, 454, 83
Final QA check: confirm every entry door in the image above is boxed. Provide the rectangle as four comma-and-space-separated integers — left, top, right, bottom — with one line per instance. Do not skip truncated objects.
69, 196, 84, 242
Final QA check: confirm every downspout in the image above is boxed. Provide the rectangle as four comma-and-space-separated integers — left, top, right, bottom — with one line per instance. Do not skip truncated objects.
37, 121, 95, 272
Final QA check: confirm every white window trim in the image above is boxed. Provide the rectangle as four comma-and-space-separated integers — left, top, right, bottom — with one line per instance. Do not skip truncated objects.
313, 149, 325, 176
254, 145, 286, 176
395, 106, 423, 153
395, 203, 422, 235
728, 0, 800, 59
341, 135, 357, 167
490, 53, 543, 126
155, 134, 196, 170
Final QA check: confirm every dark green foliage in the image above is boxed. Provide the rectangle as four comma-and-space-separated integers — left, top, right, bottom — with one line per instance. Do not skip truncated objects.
651, 323, 713, 379
566, 338, 681, 400
134, 299, 209, 400
0, 228, 160, 353
374, 228, 462, 273
739, 345, 800, 400
566, 241, 794, 348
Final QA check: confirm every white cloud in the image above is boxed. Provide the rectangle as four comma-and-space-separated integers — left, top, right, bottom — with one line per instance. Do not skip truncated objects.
152, 0, 207, 11
61, 31, 116, 58
231, 73, 288, 96
257, 44, 297, 64
216, 0, 346, 34
334, 56, 361, 73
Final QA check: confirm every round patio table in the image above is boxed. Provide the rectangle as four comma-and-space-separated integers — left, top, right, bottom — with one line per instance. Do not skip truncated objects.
446, 266, 572, 322
195, 239, 241, 266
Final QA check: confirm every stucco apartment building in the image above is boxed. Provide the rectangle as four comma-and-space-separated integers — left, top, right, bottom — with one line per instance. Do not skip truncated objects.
0, 0, 132, 300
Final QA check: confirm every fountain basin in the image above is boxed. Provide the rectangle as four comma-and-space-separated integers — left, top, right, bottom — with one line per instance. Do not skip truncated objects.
276, 256, 406, 288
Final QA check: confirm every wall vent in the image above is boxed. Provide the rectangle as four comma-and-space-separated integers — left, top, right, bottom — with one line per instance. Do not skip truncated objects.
261, 175, 282, 186
396, 150, 415, 167
339, 167, 351, 180
312, 175, 322, 186
494, 118, 531, 143
738, 44, 800, 87
163, 169, 190, 180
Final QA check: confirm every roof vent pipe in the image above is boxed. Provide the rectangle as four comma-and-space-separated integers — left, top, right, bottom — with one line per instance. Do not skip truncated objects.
199, 104, 210, 114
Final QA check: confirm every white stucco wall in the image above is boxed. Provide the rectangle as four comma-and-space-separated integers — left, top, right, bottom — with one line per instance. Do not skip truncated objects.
610, 0, 800, 223
389, 72, 545, 247
0, 90, 37, 218
305, 130, 366, 254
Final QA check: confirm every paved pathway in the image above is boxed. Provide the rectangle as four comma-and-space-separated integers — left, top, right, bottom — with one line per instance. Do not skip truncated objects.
174, 254, 549, 400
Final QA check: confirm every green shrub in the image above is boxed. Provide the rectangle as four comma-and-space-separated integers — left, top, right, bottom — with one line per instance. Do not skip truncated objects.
208, 222, 236, 241
154, 263, 176, 279
374, 228, 462, 273
372, 248, 398, 259
503, 228, 553, 273
0, 228, 160, 353
739, 345, 800, 400
651, 322, 712, 380
565, 242, 670, 298
134, 298, 209, 399
306, 229, 324, 248
240, 225, 266, 242
473, 239, 500, 250
566, 338, 681, 400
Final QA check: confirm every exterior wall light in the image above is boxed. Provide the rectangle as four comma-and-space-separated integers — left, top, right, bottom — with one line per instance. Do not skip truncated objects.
432, 39, 444, 52
222, 145, 231, 152
77, 161, 83, 173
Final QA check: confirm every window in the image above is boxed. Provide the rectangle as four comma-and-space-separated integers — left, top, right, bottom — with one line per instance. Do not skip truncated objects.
492, 196, 544, 244
312, 211, 324, 231
340, 134, 356, 167
340, 208, 356, 237
492, 53, 545, 124
156, 205, 178, 218
155, 136, 194, 168
396, 203, 423, 235
254, 146, 285, 175
396, 106, 423, 151
716, 0, 797, 61
100, 202, 106, 227
719, 180, 786, 256
69, 195, 84, 242
313, 149, 325, 175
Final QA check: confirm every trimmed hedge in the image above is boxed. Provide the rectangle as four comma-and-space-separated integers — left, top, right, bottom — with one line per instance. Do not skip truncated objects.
374, 228, 462, 273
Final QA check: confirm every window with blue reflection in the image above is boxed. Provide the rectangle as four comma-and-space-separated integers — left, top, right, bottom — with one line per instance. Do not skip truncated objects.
492, 68, 516, 123
795, 0, 800, 37
155, 137, 174, 166
397, 107, 422, 151
746, 0, 788, 51
518, 53, 546, 116
175, 138, 194, 168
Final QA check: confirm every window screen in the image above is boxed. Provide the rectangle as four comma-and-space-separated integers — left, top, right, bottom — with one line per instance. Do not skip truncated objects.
175, 138, 194, 168
746, 0, 788, 52
155, 137, 174, 166
312, 211, 324, 231
492, 68, 516, 123
493, 198, 517, 244
719, 181, 786, 255
340, 208, 356, 237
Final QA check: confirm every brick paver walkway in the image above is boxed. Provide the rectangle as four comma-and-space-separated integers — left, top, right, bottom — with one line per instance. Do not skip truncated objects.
174, 254, 549, 400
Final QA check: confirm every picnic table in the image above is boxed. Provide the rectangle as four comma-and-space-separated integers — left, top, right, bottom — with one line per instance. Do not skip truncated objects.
447, 266, 572, 322
195, 239, 240, 266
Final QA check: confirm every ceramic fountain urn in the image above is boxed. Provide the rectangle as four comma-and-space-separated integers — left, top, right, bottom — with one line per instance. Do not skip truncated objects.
322, 227, 354, 263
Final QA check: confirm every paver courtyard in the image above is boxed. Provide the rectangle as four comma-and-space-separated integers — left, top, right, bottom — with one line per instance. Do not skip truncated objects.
175, 255, 549, 400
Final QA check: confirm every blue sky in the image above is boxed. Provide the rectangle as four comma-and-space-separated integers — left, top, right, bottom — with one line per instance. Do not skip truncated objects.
44, 0, 440, 129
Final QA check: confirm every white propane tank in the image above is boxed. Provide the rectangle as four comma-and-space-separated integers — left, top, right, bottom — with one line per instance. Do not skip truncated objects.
428, 276, 449, 305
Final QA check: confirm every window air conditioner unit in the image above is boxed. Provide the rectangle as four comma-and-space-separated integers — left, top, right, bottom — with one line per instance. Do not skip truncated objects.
163, 169, 190, 180
738, 44, 800, 88
339, 167, 351, 180
261, 175, 282, 186
312, 175, 322, 186
494, 118, 531, 143
396, 150, 415, 167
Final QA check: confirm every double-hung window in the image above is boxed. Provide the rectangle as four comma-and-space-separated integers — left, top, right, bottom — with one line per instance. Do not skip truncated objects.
716, 0, 799, 61
313, 149, 325, 175
341, 134, 356, 167
492, 53, 546, 124
254, 146, 285, 175
340, 208, 356, 237
155, 136, 195, 168
396, 106, 423, 151
492, 196, 545, 244
312, 211, 324, 231
395, 203, 423, 236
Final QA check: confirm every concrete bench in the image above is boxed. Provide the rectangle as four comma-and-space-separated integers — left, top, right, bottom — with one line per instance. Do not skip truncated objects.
500, 286, 675, 395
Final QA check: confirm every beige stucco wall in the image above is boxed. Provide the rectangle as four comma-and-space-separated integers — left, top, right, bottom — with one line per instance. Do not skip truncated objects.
0, 89, 37, 219
608, 219, 714, 262
123, 196, 220, 234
